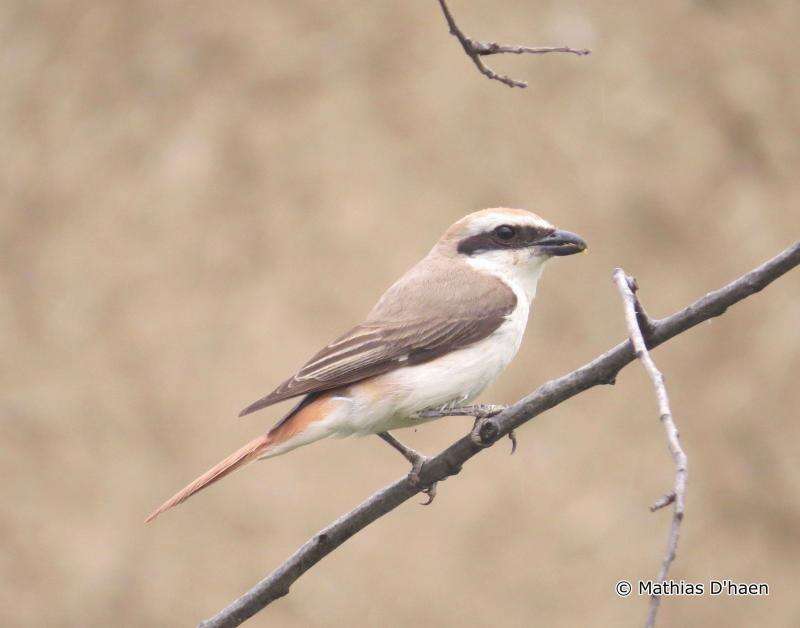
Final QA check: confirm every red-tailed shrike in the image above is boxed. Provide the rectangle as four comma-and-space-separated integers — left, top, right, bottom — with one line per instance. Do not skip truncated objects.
146, 208, 586, 521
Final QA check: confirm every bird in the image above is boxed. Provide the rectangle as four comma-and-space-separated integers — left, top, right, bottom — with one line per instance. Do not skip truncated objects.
145, 208, 587, 522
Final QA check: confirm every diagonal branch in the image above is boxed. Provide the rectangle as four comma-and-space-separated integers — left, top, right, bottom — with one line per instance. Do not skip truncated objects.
614, 269, 688, 628
199, 241, 800, 628
435, 0, 590, 88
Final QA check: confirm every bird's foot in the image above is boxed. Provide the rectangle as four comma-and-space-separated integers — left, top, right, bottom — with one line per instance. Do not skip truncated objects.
469, 407, 517, 454
507, 429, 518, 455
415, 403, 516, 454
407, 454, 438, 506
377, 432, 438, 505
470, 416, 495, 448
468, 403, 507, 419
413, 403, 507, 420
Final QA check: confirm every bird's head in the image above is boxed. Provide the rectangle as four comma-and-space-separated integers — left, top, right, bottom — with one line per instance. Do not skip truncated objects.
437, 207, 587, 268
432, 208, 587, 301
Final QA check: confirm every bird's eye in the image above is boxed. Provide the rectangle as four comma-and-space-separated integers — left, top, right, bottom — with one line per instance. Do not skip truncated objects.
494, 225, 516, 240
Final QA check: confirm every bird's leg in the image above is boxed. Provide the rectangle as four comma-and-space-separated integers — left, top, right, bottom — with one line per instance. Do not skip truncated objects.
412, 402, 506, 420
378, 431, 425, 467
377, 432, 437, 505
417, 403, 518, 454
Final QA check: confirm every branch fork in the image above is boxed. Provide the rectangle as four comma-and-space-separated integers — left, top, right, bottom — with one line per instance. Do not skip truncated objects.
436, 0, 589, 88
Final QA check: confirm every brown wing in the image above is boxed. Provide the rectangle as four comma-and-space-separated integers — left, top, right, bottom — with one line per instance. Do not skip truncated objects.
238, 313, 510, 417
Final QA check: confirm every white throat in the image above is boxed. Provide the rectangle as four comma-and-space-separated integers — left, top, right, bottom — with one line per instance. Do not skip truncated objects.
464, 250, 547, 306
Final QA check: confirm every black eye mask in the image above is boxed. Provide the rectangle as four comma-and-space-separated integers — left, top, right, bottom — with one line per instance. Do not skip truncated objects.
457, 225, 555, 256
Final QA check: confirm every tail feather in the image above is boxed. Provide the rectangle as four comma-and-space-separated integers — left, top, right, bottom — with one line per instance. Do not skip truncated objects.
145, 433, 271, 523
145, 392, 338, 523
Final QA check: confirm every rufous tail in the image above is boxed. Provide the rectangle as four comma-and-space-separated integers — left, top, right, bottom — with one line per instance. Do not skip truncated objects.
145, 392, 335, 523
144, 433, 272, 523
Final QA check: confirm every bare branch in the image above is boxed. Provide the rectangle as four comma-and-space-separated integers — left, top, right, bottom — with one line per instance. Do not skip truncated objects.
614, 269, 688, 628
435, 0, 590, 88
199, 241, 800, 628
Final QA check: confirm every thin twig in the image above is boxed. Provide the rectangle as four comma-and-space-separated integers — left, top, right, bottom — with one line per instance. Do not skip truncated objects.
200, 241, 800, 628
435, 0, 589, 88
614, 269, 688, 628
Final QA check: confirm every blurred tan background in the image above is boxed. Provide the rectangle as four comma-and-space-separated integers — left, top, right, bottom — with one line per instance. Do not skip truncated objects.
2, 1, 799, 626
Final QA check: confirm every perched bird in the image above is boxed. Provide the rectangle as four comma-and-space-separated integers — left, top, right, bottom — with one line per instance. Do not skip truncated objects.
146, 208, 586, 522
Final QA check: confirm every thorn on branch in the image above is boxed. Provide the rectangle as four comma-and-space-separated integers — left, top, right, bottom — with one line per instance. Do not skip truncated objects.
435, 0, 589, 89
650, 492, 676, 512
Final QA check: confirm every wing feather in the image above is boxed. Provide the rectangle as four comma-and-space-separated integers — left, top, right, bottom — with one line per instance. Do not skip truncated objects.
238, 313, 510, 417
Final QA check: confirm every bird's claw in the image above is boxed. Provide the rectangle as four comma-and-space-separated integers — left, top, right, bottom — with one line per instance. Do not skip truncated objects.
420, 482, 437, 505
508, 429, 517, 455
470, 417, 518, 454
408, 454, 438, 505
470, 417, 493, 447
